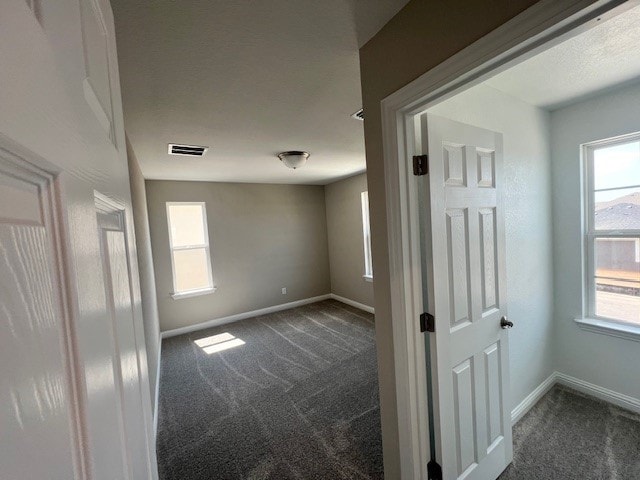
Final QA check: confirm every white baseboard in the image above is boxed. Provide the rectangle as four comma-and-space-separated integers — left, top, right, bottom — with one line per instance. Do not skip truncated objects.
511, 372, 557, 425
330, 293, 375, 314
555, 372, 640, 415
160, 294, 332, 339
153, 338, 162, 439
511, 371, 640, 425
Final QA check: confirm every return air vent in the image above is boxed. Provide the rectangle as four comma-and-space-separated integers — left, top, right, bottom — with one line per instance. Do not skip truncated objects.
351, 108, 364, 121
168, 144, 209, 157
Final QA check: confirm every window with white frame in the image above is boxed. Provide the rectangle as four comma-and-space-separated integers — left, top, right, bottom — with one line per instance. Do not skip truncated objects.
166, 202, 214, 297
584, 135, 640, 326
361, 191, 373, 281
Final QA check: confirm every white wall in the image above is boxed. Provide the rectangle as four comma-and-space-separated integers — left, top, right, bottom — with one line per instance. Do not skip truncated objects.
550, 81, 640, 402
429, 84, 555, 410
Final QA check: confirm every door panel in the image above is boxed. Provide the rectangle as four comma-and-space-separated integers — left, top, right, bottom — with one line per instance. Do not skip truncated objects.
479, 208, 498, 312
423, 114, 511, 480
452, 358, 476, 475
0, 157, 81, 479
484, 342, 503, 449
446, 208, 472, 328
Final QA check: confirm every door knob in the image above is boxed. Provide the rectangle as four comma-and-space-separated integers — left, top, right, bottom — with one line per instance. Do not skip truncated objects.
500, 316, 513, 329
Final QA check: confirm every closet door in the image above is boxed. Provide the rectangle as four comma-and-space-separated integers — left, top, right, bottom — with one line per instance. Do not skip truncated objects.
421, 115, 512, 480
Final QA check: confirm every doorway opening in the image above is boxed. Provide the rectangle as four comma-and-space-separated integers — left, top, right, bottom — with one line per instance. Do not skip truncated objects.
382, 1, 640, 478
153, 179, 382, 479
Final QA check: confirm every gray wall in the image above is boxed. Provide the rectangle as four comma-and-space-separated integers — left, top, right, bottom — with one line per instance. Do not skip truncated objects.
146, 180, 331, 332
550, 81, 640, 402
325, 173, 374, 308
127, 141, 161, 413
429, 84, 555, 413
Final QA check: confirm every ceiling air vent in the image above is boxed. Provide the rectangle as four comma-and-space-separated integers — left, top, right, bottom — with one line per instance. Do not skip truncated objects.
351, 108, 364, 121
168, 143, 209, 157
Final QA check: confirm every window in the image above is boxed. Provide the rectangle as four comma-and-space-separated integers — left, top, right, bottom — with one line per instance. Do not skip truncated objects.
584, 136, 640, 326
361, 191, 373, 281
166, 202, 214, 298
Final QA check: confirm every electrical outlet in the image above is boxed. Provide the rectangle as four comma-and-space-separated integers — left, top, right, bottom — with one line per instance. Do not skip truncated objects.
281, 287, 287, 295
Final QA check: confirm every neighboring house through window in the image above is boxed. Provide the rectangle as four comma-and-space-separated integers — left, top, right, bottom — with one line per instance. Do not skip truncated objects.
166, 202, 215, 298
584, 135, 640, 326
361, 191, 373, 282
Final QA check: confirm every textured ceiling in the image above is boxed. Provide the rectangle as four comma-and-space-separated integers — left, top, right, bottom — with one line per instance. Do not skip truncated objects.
485, 5, 640, 110
112, 0, 409, 184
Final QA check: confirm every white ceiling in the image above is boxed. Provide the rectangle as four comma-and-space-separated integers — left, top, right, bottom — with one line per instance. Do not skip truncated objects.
112, 0, 409, 185
485, 4, 640, 110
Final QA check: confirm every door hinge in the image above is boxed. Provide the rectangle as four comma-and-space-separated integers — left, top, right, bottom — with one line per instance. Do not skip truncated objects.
427, 459, 443, 480
413, 154, 429, 175
419, 312, 435, 333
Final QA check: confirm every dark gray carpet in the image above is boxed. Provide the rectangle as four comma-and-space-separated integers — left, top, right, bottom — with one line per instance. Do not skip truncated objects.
158, 300, 640, 480
500, 385, 640, 479
157, 299, 383, 480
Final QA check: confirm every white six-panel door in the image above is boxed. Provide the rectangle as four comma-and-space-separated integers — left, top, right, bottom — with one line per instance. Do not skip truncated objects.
0, 1, 157, 478
422, 114, 512, 480
0, 148, 84, 479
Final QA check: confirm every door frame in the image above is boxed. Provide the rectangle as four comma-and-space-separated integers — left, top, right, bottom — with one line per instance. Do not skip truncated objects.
94, 191, 157, 480
379, 0, 633, 477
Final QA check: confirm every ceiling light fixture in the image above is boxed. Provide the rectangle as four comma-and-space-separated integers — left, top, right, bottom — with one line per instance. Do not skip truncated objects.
277, 151, 309, 169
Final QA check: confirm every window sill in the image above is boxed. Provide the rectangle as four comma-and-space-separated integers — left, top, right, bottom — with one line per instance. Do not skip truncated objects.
574, 317, 640, 343
171, 287, 216, 300
363, 275, 373, 283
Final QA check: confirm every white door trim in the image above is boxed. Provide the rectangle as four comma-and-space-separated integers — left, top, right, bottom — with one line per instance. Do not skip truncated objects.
378, 1, 632, 477
94, 192, 157, 480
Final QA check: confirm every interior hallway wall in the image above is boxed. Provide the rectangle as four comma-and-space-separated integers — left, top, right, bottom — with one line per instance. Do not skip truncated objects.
128, 140, 161, 412
146, 180, 331, 332
550, 81, 640, 402
428, 84, 554, 411
325, 173, 374, 308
